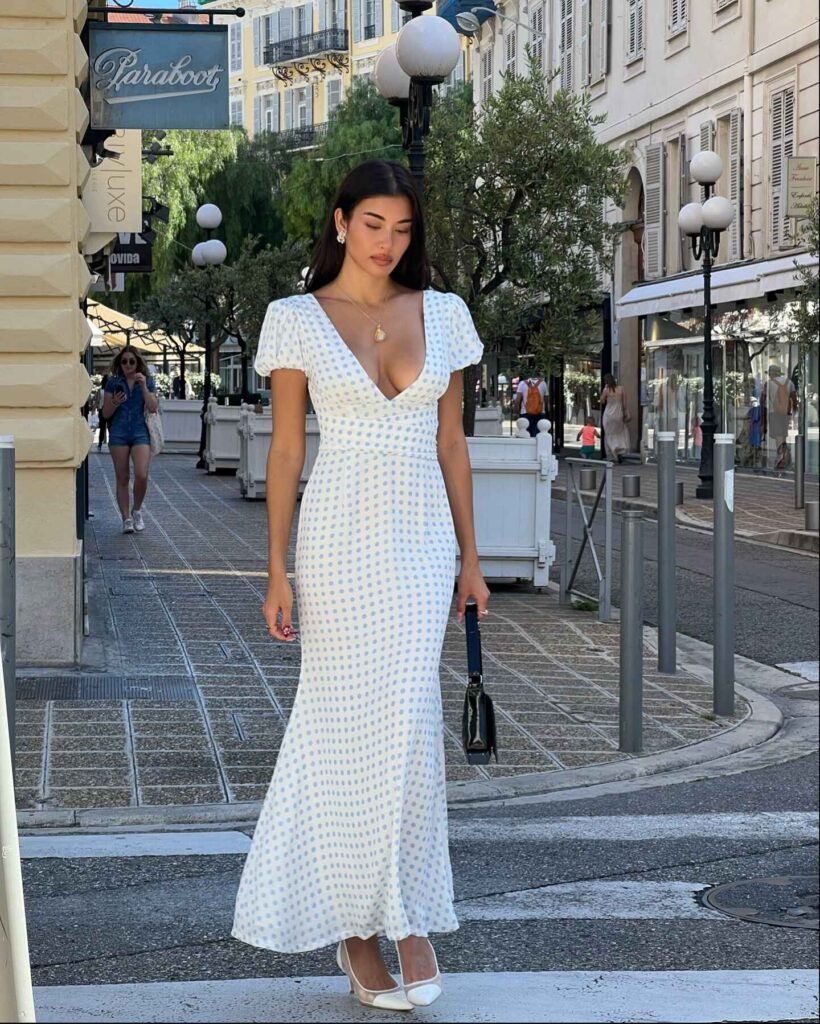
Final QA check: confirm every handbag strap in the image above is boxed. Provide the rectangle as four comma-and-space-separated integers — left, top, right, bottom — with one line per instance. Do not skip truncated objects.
464, 600, 483, 684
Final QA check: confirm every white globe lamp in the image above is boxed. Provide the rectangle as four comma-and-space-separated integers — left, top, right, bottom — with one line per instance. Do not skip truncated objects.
678, 202, 704, 237
702, 195, 735, 231
375, 45, 411, 100
689, 150, 723, 186
395, 15, 461, 82
201, 238, 227, 266
191, 241, 208, 267
196, 203, 223, 230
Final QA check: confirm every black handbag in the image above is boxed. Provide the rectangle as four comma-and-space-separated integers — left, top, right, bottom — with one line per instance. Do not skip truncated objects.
462, 600, 498, 764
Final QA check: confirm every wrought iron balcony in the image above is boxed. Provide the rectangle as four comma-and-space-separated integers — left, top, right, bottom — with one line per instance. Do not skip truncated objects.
364, 23, 377, 39
264, 28, 348, 66
279, 121, 330, 150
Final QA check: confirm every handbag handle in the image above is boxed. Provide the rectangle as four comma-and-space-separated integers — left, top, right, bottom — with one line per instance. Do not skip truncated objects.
464, 600, 483, 682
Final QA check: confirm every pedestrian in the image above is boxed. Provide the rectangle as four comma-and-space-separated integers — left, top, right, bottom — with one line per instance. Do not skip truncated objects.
231, 159, 490, 1011
95, 373, 108, 450
513, 372, 548, 437
171, 372, 184, 400
576, 416, 601, 458
599, 373, 631, 462
764, 364, 795, 471
101, 346, 158, 534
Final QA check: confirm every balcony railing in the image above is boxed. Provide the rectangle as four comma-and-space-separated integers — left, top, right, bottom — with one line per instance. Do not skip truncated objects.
279, 121, 329, 150
264, 28, 348, 65
363, 23, 377, 39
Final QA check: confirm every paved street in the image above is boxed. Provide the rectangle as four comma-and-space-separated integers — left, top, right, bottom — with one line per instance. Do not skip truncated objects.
14, 453, 752, 816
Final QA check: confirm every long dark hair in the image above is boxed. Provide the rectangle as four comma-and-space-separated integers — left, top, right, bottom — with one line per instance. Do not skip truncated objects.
110, 345, 151, 379
603, 373, 617, 390
305, 160, 432, 293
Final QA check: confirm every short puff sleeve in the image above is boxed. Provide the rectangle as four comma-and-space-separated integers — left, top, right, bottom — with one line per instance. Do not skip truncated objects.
254, 298, 306, 378
448, 293, 484, 372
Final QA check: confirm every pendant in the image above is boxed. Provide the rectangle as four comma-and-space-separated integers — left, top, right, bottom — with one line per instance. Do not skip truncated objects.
374, 324, 387, 343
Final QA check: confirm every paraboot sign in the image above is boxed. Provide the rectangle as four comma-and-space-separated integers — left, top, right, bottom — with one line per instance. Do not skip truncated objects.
89, 24, 229, 130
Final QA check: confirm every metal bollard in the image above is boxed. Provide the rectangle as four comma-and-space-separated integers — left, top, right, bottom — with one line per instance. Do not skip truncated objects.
622, 475, 640, 498
713, 435, 735, 717
0, 438, 15, 772
806, 501, 819, 533
619, 510, 644, 753
656, 432, 676, 674
580, 467, 597, 491
676, 481, 685, 506
794, 437, 805, 510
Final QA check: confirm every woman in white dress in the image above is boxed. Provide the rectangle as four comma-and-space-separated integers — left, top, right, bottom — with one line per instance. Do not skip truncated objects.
599, 373, 631, 462
232, 160, 491, 1011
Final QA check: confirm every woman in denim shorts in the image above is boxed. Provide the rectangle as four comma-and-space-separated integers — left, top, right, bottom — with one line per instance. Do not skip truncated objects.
102, 346, 159, 534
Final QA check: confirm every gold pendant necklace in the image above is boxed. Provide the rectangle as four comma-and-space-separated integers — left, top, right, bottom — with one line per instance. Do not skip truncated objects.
336, 283, 389, 343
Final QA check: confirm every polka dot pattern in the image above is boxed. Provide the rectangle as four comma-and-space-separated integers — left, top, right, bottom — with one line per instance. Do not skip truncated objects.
231, 290, 483, 954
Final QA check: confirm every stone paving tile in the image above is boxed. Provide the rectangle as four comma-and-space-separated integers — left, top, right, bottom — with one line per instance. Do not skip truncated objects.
45, 788, 134, 808
139, 786, 226, 805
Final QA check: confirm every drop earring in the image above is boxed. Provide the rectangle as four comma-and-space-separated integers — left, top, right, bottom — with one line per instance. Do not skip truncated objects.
336, 230, 346, 244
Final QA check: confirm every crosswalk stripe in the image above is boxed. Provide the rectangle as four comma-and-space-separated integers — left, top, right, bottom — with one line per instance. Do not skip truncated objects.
19, 812, 818, 860
33, 970, 820, 1023
19, 831, 251, 859
448, 812, 819, 843
457, 881, 716, 920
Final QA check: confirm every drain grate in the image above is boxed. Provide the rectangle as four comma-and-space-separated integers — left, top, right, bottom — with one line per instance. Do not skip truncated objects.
703, 876, 819, 930
16, 676, 197, 701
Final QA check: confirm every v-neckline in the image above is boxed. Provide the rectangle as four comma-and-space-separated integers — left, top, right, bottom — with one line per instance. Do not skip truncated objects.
308, 290, 428, 404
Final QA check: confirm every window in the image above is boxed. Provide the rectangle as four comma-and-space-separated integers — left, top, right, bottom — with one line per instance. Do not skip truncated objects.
229, 94, 243, 127
625, 0, 645, 62
591, 0, 609, 81
770, 86, 796, 250
481, 47, 493, 101
391, 0, 400, 33
327, 77, 342, 117
530, 4, 544, 66
669, 0, 687, 34
505, 28, 517, 76
560, 0, 573, 91
229, 21, 243, 73
438, 53, 465, 95
355, 0, 382, 42
262, 92, 279, 132
320, 0, 345, 30
715, 0, 737, 9
579, 0, 592, 85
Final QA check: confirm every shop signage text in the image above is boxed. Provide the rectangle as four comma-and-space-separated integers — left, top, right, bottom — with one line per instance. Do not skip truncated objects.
786, 156, 818, 219
89, 24, 229, 130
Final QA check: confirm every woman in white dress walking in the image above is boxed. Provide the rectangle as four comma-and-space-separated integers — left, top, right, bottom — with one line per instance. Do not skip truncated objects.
232, 160, 490, 1011
599, 372, 631, 462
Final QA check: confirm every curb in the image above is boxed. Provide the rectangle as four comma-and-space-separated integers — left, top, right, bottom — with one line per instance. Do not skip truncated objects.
16, 630, 787, 830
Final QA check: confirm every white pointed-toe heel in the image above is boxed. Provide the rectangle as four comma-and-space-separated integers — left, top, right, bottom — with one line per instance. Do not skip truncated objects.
336, 940, 414, 1012
394, 939, 443, 1007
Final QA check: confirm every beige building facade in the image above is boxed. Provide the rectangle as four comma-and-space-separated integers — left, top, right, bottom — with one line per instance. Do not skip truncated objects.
469, 1, 819, 466
0, 0, 95, 665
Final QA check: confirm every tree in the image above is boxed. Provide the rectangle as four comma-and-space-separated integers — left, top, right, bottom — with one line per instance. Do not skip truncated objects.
790, 194, 819, 384
424, 61, 628, 432
283, 78, 403, 242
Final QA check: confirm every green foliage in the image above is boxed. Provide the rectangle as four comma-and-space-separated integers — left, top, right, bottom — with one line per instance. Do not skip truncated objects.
152, 373, 172, 399
228, 237, 310, 349
425, 59, 628, 371
188, 372, 222, 398
790, 194, 819, 363
283, 79, 404, 242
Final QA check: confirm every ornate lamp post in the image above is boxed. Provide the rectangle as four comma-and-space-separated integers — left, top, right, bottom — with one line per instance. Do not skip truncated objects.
374, 4, 461, 193
192, 203, 227, 470
678, 151, 735, 500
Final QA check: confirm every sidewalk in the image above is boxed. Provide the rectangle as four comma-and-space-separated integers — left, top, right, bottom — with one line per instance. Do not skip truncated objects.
14, 454, 760, 825
554, 457, 820, 552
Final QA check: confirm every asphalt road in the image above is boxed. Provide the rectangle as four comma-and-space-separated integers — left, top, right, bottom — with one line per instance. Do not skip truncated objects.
550, 499, 820, 668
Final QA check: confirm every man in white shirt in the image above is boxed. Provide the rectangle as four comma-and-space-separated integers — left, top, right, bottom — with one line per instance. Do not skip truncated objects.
513, 375, 548, 437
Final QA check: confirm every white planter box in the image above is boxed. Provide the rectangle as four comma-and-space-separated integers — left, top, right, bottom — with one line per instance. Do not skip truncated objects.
160, 399, 202, 454
461, 418, 557, 585
204, 399, 241, 474
474, 405, 503, 436
238, 409, 319, 499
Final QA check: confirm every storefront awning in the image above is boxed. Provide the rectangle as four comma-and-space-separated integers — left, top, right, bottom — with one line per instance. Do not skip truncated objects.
615, 253, 818, 320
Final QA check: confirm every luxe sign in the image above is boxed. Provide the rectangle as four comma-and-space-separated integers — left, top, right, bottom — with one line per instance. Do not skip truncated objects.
89, 24, 229, 130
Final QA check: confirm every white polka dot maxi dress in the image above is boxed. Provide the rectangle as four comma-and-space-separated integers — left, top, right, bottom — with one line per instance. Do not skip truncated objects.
232, 289, 484, 954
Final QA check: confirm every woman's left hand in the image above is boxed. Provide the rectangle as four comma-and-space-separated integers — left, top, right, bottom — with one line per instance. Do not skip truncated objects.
134, 372, 147, 388
456, 562, 490, 623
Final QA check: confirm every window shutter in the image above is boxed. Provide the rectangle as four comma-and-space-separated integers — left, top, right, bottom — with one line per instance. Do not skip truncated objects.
505, 29, 516, 75
352, 0, 362, 41
280, 9, 294, 40
531, 3, 544, 66
644, 142, 665, 279
727, 107, 743, 261
335, 0, 345, 30
285, 90, 294, 130
678, 132, 689, 269
319, 0, 326, 31
580, 0, 590, 85
598, 0, 609, 77
770, 87, 795, 250
391, 0, 399, 32
375, 0, 383, 38
302, 2, 314, 34
253, 15, 262, 66
560, 0, 573, 91
306, 84, 314, 124
698, 121, 714, 201
253, 94, 262, 135
271, 93, 280, 132
669, 0, 687, 32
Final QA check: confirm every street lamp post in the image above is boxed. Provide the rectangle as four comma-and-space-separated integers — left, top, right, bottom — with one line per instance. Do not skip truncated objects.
678, 151, 735, 500
192, 203, 227, 470
374, 4, 461, 194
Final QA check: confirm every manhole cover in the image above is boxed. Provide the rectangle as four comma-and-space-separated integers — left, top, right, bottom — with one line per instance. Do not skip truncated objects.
703, 876, 819, 930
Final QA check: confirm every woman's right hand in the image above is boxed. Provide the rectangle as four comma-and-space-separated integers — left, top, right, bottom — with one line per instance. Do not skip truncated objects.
262, 578, 298, 642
